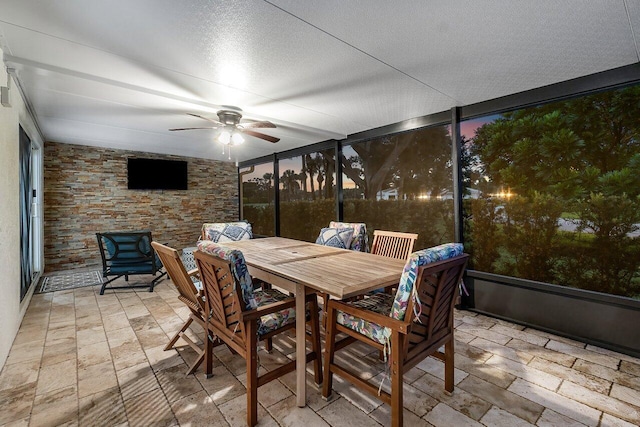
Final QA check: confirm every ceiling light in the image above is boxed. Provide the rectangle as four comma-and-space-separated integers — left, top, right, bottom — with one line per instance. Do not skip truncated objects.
231, 131, 244, 145
218, 130, 231, 145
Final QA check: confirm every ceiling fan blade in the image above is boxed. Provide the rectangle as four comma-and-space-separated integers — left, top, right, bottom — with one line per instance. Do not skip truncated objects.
186, 113, 224, 125
241, 129, 280, 143
169, 127, 218, 131
242, 120, 276, 129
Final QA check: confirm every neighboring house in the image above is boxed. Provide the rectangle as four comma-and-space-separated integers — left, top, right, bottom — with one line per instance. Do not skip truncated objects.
376, 187, 483, 201
376, 188, 398, 200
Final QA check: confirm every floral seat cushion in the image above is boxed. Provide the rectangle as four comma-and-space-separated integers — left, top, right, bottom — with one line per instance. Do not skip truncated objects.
329, 221, 369, 252
197, 240, 297, 337
336, 243, 465, 344
253, 288, 297, 336
336, 293, 394, 344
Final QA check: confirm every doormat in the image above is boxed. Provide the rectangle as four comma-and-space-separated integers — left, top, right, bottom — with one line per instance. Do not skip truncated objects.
37, 271, 103, 293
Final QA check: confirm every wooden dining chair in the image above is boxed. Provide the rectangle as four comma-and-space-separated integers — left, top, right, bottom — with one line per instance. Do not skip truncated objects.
371, 230, 418, 260
322, 243, 468, 427
319, 222, 369, 326
151, 242, 208, 376
371, 230, 418, 294
195, 241, 323, 427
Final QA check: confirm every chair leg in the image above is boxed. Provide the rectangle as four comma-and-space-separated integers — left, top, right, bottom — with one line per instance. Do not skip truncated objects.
98, 274, 122, 295
186, 351, 205, 376
322, 303, 337, 399
444, 338, 455, 393
265, 338, 273, 353
164, 317, 194, 350
390, 331, 404, 427
321, 293, 330, 329
204, 328, 214, 379
246, 320, 258, 427
308, 296, 323, 385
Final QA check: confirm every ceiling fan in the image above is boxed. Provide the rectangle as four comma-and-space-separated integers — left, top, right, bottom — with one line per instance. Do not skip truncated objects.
169, 108, 280, 145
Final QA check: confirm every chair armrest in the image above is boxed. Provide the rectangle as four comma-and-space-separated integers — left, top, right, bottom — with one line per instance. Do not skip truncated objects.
328, 299, 412, 334
239, 298, 296, 322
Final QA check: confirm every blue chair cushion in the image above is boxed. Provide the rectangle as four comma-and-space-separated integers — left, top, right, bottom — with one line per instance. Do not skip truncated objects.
316, 227, 354, 249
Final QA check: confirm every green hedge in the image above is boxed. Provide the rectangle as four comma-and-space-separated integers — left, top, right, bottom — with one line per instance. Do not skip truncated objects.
244, 199, 455, 250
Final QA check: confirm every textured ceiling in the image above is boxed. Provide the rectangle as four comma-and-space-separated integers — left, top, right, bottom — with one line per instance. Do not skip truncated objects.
1, 0, 639, 162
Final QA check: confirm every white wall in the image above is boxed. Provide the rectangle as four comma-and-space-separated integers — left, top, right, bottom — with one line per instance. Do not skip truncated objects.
0, 48, 44, 369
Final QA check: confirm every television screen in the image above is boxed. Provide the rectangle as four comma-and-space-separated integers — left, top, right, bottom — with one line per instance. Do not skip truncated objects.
127, 158, 188, 190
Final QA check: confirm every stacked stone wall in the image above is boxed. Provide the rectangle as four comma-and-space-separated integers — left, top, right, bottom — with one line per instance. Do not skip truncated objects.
44, 142, 238, 272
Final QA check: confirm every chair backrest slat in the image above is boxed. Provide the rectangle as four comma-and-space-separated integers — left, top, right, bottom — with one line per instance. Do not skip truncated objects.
371, 230, 418, 261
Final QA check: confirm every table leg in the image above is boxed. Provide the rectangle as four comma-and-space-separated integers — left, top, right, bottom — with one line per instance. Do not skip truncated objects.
296, 283, 306, 407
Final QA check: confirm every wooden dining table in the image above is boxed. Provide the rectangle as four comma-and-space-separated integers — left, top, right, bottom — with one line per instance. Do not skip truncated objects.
223, 236, 406, 407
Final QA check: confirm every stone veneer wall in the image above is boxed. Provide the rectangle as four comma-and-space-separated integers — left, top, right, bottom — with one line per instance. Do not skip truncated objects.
44, 141, 238, 272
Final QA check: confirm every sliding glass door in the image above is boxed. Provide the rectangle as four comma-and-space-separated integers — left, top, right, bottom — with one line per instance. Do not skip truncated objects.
19, 126, 33, 300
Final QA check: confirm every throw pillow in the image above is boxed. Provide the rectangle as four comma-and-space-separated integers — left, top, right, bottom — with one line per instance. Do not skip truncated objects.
203, 222, 253, 243
316, 227, 354, 249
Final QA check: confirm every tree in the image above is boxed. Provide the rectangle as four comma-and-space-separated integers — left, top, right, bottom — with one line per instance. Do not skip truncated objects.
280, 169, 299, 202
304, 154, 317, 200
470, 85, 640, 298
341, 125, 452, 200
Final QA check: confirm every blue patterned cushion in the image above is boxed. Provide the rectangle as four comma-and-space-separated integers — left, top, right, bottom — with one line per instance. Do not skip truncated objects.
329, 222, 369, 252
202, 222, 253, 243
181, 247, 198, 271
316, 227, 354, 249
390, 243, 464, 321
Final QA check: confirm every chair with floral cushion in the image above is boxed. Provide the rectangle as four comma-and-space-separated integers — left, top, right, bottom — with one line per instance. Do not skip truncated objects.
318, 222, 368, 325
201, 220, 273, 304
322, 243, 468, 427
194, 241, 323, 427
152, 242, 211, 376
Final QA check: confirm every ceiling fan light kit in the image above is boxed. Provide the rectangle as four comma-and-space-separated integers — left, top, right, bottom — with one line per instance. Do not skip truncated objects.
169, 107, 279, 158
217, 128, 245, 146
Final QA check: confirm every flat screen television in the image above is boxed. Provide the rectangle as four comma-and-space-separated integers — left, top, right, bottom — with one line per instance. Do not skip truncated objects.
127, 158, 188, 190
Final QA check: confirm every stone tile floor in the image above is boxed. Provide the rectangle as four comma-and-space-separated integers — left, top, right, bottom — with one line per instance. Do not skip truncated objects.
1, 278, 639, 426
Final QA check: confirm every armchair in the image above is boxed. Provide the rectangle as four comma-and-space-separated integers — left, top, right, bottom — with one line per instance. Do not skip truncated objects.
195, 241, 322, 427
96, 231, 166, 295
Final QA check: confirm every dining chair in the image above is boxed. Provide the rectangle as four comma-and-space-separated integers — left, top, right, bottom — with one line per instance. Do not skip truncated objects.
195, 241, 323, 427
201, 220, 273, 295
371, 230, 418, 294
151, 242, 208, 376
319, 222, 368, 325
371, 230, 418, 260
322, 243, 469, 427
